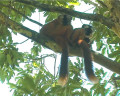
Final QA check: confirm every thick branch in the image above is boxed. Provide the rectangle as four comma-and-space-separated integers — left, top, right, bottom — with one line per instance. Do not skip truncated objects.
71, 49, 120, 74
0, 10, 120, 74
0, 11, 46, 48
16, 0, 114, 28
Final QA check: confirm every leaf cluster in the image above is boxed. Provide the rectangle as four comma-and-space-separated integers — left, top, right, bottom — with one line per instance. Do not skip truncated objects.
0, 0, 120, 96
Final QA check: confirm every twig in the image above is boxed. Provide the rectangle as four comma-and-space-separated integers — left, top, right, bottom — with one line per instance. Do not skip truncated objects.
83, 7, 95, 13
97, 0, 108, 8
13, 39, 29, 45
54, 54, 57, 81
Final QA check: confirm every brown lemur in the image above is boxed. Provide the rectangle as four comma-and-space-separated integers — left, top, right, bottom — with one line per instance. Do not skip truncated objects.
40, 15, 98, 86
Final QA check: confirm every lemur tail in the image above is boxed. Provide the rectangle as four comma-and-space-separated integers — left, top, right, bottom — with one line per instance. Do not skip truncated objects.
58, 47, 69, 86
79, 40, 99, 84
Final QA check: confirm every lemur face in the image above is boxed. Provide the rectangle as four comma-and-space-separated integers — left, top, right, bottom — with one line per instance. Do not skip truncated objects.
82, 24, 92, 36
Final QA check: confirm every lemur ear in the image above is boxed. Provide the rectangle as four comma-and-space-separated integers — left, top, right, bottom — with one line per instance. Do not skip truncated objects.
58, 15, 72, 25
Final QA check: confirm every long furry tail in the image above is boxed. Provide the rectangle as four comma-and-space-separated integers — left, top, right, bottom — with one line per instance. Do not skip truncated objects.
58, 47, 69, 86
78, 40, 99, 84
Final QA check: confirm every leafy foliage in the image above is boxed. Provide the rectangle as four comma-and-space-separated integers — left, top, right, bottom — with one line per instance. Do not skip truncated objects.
0, 0, 120, 96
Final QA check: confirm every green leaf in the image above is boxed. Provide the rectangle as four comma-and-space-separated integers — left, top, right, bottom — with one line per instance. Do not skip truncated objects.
0, 53, 5, 67
8, 83, 17, 89
0, 68, 6, 83
7, 54, 12, 64
102, 47, 106, 55
108, 51, 118, 58
21, 74, 36, 90
96, 41, 103, 51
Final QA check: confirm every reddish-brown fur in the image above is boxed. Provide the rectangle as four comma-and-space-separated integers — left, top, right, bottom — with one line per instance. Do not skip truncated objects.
40, 15, 98, 86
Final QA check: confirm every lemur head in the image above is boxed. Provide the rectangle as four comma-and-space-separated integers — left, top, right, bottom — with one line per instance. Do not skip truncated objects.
82, 24, 92, 36
58, 15, 72, 26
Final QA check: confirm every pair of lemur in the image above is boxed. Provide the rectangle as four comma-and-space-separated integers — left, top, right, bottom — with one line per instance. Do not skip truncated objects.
40, 15, 98, 86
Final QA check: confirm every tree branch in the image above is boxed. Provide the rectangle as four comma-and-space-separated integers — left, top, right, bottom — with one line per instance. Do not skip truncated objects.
16, 0, 114, 29
0, 10, 120, 74
82, 0, 100, 8
0, 11, 47, 48
0, 3, 43, 26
